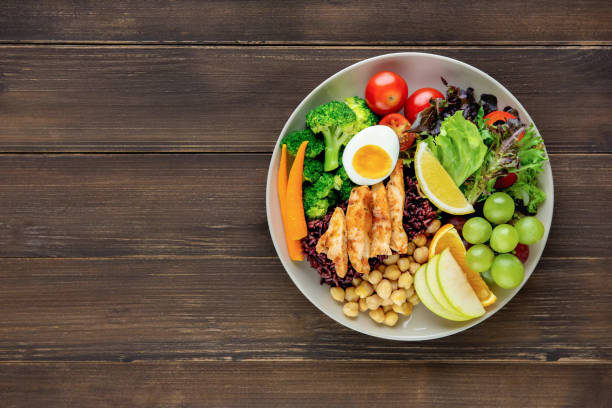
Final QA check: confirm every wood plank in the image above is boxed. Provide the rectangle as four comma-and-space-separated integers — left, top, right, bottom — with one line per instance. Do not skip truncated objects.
0, 153, 608, 258
0, 257, 609, 362
1, 1, 611, 44
0, 362, 610, 407
0, 46, 610, 153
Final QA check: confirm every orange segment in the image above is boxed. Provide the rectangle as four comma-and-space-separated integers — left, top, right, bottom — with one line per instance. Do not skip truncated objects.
429, 224, 496, 307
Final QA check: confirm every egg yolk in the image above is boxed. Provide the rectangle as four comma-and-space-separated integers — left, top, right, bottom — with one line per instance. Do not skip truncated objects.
352, 144, 392, 179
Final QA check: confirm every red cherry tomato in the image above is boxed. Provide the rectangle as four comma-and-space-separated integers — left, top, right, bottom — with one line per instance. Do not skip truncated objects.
494, 172, 518, 189
404, 87, 444, 123
379, 113, 417, 151
484, 110, 524, 141
365, 71, 408, 116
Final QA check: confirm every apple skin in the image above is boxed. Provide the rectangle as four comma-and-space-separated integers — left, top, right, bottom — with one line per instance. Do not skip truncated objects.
425, 254, 471, 319
437, 248, 485, 318
414, 264, 471, 321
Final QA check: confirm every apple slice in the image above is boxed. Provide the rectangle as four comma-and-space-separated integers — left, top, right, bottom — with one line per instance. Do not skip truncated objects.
426, 254, 470, 319
414, 264, 471, 321
437, 248, 485, 318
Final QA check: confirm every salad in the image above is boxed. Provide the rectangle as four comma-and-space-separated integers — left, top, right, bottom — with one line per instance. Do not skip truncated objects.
277, 70, 547, 327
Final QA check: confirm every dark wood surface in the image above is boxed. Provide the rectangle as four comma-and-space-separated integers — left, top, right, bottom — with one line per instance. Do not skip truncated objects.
0, 2, 611, 407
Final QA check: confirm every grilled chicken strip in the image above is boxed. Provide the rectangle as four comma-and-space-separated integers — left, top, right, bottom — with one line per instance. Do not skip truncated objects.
370, 181, 392, 256
346, 186, 373, 274
386, 161, 409, 254
316, 207, 348, 278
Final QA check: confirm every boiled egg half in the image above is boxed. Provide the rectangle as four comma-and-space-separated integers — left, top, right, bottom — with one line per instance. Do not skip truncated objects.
342, 125, 399, 186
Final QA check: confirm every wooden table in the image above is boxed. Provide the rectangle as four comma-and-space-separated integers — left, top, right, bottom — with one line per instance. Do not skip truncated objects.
1, 2, 611, 406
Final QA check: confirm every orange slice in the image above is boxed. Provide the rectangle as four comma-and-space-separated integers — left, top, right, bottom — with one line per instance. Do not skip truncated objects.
429, 224, 496, 307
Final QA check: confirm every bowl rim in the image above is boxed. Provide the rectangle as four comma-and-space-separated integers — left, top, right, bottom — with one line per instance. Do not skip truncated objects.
265, 52, 554, 341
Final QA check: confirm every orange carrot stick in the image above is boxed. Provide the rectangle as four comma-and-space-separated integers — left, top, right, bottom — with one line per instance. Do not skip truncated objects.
285, 141, 309, 240
278, 144, 304, 261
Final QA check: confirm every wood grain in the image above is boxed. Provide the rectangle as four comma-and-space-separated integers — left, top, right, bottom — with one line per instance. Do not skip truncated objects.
0, 256, 609, 362
0, 153, 608, 258
0, 46, 610, 153
0, 362, 610, 407
1, 1, 611, 45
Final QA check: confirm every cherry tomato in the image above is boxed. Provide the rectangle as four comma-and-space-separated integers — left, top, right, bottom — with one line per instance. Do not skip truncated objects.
484, 110, 524, 141
494, 172, 518, 189
365, 71, 408, 116
404, 87, 444, 123
379, 113, 417, 151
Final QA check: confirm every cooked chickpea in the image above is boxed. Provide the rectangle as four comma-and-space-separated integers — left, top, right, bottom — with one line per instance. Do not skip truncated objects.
398, 272, 413, 289
383, 264, 401, 280
426, 219, 442, 235
408, 294, 421, 305
343, 302, 359, 317
367, 270, 383, 286
393, 302, 413, 316
352, 277, 361, 286
406, 242, 416, 256
409, 262, 421, 275
376, 279, 392, 299
359, 297, 368, 312
330, 287, 345, 302
383, 254, 400, 265
391, 280, 398, 290
390, 289, 407, 306
369, 307, 385, 323
366, 294, 382, 310
381, 297, 394, 307
413, 234, 427, 247
397, 257, 411, 272
383, 304, 393, 313
355, 281, 373, 299
413, 247, 429, 264
377, 264, 386, 273
345, 287, 359, 302
383, 311, 399, 326
405, 286, 415, 298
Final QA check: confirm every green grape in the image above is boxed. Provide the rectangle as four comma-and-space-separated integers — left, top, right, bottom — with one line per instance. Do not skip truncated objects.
480, 269, 495, 287
483, 192, 515, 224
515, 216, 545, 245
490, 224, 519, 253
462, 217, 493, 244
466, 244, 495, 273
491, 253, 524, 289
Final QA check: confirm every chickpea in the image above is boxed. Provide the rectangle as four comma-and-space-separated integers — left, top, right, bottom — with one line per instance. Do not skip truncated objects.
413, 247, 429, 264
359, 297, 368, 312
408, 294, 421, 305
409, 262, 421, 275
345, 287, 359, 302
391, 280, 398, 290
355, 281, 374, 299
377, 264, 386, 273
397, 257, 411, 272
393, 302, 413, 316
398, 272, 413, 289
383, 304, 393, 313
367, 270, 383, 286
426, 219, 442, 235
383, 264, 401, 281
383, 311, 399, 327
330, 287, 345, 302
352, 277, 361, 286
369, 307, 385, 323
383, 254, 400, 265
366, 294, 382, 310
390, 288, 407, 306
343, 302, 359, 317
376, 279, 392, 300
413, 234, 427, 247
406, 242, 416, 256
381, 297, 394, 306
405, 286, 415, 298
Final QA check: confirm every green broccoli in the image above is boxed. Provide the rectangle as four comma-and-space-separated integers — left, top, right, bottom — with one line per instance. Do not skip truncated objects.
312, 173, 334, 199
332, 166, 355, 202
327, 189, 339, 205
303, 186, 330, 220
306, 101, 358, 171
303, 159, 323, 183
281, 129, 325, 159
345, 96, 379, 132
339, 182, 354, 202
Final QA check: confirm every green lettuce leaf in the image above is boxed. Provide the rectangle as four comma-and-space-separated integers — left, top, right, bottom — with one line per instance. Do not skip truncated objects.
504, 169, 546, 213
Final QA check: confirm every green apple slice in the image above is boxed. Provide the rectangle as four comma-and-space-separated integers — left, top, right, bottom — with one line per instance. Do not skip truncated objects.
437, 248, 485, 318
426, 254, 470, 319
414, 264, 471, 321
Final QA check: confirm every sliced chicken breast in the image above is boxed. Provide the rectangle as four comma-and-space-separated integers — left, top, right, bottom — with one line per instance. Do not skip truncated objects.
316, 207, 348, 278
346, 186, 373, 274
386, 161, 409, 254
370, 181, 392, 256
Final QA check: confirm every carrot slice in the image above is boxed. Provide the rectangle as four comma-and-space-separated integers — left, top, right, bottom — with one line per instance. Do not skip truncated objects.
278, 144, 304, 261
285, 141, 309, 240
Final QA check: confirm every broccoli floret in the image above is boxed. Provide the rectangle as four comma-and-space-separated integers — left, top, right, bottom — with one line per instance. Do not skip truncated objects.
333, 166, 350, 189
332, 166, 355, 201
303, 159, 323, 183
312, 173, 334, 199
327, 189, 339, 205
281, 129, 325, 159
345, 96, 379, 132
339, 182, 354, 202
306, 101, 358, 171
303, 186, 330, 220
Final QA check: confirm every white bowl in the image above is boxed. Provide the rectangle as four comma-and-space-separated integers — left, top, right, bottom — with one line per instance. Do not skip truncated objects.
266, 52, 554, 341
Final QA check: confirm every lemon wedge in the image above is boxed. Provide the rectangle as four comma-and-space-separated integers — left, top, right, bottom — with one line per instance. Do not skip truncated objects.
414, 142, 474, 215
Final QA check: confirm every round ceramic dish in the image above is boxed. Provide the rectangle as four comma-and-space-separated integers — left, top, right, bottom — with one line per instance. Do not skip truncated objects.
266, 52, 553, 341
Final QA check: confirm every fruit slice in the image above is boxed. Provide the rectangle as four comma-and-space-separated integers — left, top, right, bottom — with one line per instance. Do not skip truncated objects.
437, 248, 485, 318
414, 142, 474, 215
414, 264, 470, 321
426, 254, 470, 318
429, 224, 496, 307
